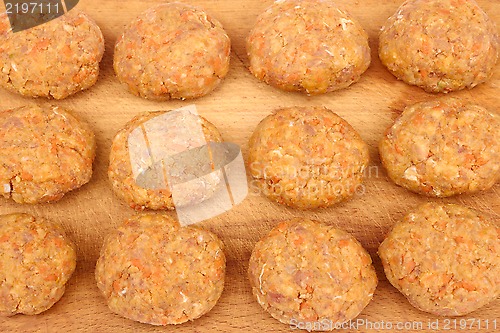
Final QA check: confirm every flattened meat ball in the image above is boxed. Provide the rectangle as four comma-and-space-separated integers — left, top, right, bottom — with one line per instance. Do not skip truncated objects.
108, 110, 223, 210
114, 3, 231, 100
379, 0, 499, 93
248, 107, 369, 209
0, 213, 76, 316
247, 0, 371, 94
379, 99, 500, 197
0, 11, 104, 99
248, 218, 377, 331
379, 203, 500, 316
0, 105, 96, 204
95, 214, 226, 325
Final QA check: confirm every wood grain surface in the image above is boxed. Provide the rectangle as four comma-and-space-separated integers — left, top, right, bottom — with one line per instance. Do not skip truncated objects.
0, 0, 499, 332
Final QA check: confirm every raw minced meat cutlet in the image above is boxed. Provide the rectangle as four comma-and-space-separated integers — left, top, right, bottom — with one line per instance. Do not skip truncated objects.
379, 98, 500, 197
248, 218, 377, 331
379, 203, 500, 316
248, 107, 369, 209
0, 10, 104, 99
114, 3, 231, 100
95, 214, 226, 325
108, 110, 223, 210
0, 213, 76, 316
0, 105, 96, 204
379, 0, 499, 93
247, 0, 371, 95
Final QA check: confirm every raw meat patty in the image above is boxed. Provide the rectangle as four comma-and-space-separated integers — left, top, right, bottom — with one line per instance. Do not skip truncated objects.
0, 213, 76, 316
247, 0, 371, 94
248, 218, 377, 331
379, 203, 500, 316
248, 107, 369, 209
108, 110, 223, 210
0, 11, 104, 99
95, 214, 226, 325
114, 3, 231, 100
379, 0, 499, 93
0, 105, 96, 204
379, 98, 500, 197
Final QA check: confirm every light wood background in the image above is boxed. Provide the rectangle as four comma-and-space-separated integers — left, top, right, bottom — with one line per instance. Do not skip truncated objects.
0, 0, 499, 332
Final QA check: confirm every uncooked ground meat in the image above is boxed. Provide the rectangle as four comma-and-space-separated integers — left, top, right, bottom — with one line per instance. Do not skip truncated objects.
248, 218, 377, 331
0, 11, 104, 99
379, 0, 499, 93
0, 104, 96, 204
114, 3, 230, 100
247, 0, 371, 94
379, 98, 500, 197
248, 107, 369, 209
379, 203, 500, 316
95, 214, 226, 325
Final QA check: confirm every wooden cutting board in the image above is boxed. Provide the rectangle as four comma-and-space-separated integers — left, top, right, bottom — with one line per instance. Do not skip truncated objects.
0, 0, 499, 332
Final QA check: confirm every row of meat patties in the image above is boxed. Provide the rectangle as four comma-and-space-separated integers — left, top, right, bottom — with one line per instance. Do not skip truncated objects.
0, 98, 499, 329
0, 0, 498, 100
0, 202, 498, 329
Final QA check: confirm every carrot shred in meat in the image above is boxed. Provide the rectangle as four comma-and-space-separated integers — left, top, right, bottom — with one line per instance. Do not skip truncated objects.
338, 239, 350, 247
44, 273, 58, 282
